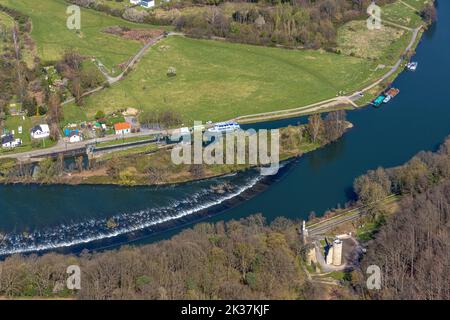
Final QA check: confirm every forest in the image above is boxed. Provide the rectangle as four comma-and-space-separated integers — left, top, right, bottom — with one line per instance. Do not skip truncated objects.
350, 137, 450, 300
0, 215, 312, 299
0, 135, 448, 300
355, 179, 449, 300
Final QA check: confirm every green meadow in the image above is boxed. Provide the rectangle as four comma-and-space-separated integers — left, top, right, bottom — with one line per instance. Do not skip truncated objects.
2, 0, 426, 124
0, 10, 14, 28
0, 0, 164, 71
382, 0, 427, 28
79, 35, 383, 123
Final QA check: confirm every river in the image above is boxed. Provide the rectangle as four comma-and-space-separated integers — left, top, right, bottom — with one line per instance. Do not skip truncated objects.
0, 1, 449, 256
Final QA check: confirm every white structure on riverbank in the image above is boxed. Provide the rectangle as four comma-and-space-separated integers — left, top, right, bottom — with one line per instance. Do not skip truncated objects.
140, 0, 155, 8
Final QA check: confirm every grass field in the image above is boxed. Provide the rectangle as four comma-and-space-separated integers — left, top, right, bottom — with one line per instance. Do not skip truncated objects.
337, 21, 406, 60
1, 115, 56, 154
382, 0, 425, 28
401, 0, 430, 11
77, 35, 384, 123
0, 0, 166, 72
3, 0, 427, 126
0, 11, 14, 28
0, 11, 14, 55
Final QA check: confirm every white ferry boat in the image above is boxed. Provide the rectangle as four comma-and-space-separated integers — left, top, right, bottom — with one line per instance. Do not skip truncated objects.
207, 121, 241, 134
406, 61, 418, 71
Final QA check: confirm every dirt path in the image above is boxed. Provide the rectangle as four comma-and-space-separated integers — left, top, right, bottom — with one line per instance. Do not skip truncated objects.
62, 34, 167, 106
98, 34, 166, 85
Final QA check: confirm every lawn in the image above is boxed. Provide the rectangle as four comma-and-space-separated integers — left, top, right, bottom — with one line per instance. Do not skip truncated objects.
95, 136, 155, 148
62, 103, 88, 126
0, 0, 166, 73
0, 10, 14, 28
97, 0, 167, 10
382, 0, 425, 28
3, 115, 34, 145
80, 35, 382, 123
401, 0, 430, 11
1, 115, 56, 154
337, 21, 406, 60
0, 11, 14, 55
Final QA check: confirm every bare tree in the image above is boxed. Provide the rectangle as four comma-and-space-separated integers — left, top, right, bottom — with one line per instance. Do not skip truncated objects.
307, 113, 324, 143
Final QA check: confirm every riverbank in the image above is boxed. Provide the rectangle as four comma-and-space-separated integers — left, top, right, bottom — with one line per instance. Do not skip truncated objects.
0, 120, 352, 187
232, 25, 424, 125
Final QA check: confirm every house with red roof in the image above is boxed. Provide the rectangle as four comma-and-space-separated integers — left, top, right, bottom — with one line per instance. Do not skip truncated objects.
114, 122, 131, 135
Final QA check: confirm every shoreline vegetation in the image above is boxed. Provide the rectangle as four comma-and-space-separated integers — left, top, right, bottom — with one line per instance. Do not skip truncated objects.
0, 136, 448, 300
0, 112, 351, 186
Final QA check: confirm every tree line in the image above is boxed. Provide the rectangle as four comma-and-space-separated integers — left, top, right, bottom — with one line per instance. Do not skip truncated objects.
0, 215, 316, 299
68, 0, 398, 49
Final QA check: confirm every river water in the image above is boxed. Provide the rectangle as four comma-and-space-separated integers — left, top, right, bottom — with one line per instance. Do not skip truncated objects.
0, 1, 449, 255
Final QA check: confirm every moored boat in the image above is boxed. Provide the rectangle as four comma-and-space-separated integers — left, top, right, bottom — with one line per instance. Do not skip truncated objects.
383, 88, 400, 103
372, 95, 385, 107
407, 61, 418, 71
207, 121, 241, 134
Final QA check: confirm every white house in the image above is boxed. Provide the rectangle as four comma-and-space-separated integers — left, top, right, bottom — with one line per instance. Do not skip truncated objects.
130, 0, 140, 4
140, 0, 155, 9
114, 122, 131, 135
69, 131, 83, 143
30, 124, 50, 139
1, 134, 22, 149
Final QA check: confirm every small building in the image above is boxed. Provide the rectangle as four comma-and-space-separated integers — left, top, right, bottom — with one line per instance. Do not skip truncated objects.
30, 124, 50, 139
1, 134, 22, 148
130, 0, 140, 4
114, 122, 131, 135
69, 131, 83, 143
140, 0, 155, 9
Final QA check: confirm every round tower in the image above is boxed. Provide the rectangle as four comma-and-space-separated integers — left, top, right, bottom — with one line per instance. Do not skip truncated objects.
332, 239, 343, 266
